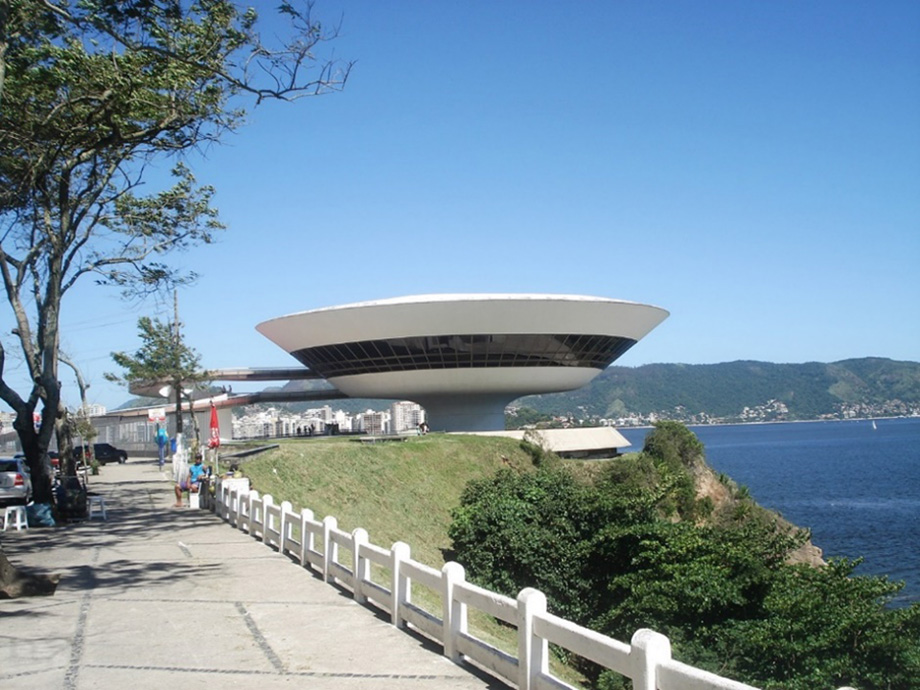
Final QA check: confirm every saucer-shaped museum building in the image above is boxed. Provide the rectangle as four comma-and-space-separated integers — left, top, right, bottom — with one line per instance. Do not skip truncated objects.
256, 294, 668, 432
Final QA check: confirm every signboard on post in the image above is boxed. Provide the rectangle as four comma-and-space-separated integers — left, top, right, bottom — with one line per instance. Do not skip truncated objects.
147, 408, 167, 423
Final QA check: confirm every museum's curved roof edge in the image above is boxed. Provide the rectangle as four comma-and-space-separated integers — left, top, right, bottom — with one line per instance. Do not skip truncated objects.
258, 293, 669, 325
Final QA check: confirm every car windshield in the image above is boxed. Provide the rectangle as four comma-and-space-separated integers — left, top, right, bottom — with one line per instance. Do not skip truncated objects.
0, 460, 19, 472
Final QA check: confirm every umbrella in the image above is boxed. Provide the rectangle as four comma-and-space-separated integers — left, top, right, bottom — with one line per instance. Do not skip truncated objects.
208, 401, 220, 475
208, 402, 220, 449
208, 403, 220, 448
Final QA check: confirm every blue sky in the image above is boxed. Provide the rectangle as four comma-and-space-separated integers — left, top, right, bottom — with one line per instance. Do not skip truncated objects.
11, 0, 919, 411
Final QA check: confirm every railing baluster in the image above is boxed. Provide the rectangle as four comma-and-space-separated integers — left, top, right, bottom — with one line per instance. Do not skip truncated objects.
391, 541, 410, 629
442, 561, 466, 663
353, 528, 368, 604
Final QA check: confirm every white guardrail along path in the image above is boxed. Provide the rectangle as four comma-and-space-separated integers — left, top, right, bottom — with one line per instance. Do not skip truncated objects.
215, 480, 856, 690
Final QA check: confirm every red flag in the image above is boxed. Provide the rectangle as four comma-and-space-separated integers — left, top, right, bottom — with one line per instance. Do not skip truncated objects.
208, 402, 221, 449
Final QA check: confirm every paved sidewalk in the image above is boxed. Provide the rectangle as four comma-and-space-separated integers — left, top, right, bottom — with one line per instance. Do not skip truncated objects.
0, 460, 508, 689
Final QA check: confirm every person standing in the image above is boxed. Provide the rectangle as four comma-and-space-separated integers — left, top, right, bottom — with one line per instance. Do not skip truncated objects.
155, 424, 168, 470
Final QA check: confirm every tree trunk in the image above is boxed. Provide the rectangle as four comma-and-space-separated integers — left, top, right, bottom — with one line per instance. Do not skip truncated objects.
55, 408, 78, 477
174, 384, 183, 435
13, 410, 54, 504
185, 390, 201, 450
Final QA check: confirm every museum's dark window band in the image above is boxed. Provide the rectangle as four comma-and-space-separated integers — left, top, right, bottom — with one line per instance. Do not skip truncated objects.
292, 334, 637, 378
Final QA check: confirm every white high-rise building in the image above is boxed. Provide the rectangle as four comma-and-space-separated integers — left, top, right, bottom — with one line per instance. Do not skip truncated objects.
306, 405, 334, 423
83, 403, 107, 417
391, 401, 425, 433
358, 410, 388, 435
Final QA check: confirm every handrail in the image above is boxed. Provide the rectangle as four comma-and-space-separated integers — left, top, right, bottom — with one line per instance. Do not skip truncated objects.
212, 480, 855, 690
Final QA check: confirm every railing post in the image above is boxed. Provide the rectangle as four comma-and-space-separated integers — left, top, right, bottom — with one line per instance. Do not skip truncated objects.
391, 541, 411, 628
220, 484, 230, 522
299, 508, 314, 567
231, 488, 242, 526
630, 629, 671, 690
261, 494, 274, 544
216, 481, 225, 519
224, 485, 233, 523
245, 490, 258, 534
352, 528, 369, 604
442, 561, 466, 663
232, 488, 241, 528
239, 489, 249, 529
323, 515, 338, 583
280, 500, 292, 555
518, 588, 547, 690
227, 485, 235, 523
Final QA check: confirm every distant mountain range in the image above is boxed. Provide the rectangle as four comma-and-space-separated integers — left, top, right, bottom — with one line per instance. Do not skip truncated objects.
515, 358, 920, 424
120, 357, 920, 425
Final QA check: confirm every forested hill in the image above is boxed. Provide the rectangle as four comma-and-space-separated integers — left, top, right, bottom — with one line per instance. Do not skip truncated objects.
516, 358, 920, 424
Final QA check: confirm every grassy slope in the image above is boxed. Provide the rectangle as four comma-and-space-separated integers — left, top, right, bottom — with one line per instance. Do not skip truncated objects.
236, 433, 536, 567
236, 433, 590, 684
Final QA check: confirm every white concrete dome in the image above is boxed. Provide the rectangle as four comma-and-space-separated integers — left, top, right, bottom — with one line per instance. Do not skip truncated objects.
256, 294, 668, 431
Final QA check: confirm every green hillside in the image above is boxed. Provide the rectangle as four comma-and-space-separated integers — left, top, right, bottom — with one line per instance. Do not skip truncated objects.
517, 357, 920, 423
238, 433, 535, 566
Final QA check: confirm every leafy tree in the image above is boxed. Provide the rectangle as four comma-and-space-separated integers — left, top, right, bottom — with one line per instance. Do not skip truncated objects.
638, 420, 711, 520
715, 560, 920, 690
449, 467, 603, 622
107, 312, 208, 444
593, 520, 800, 648
449, 422, 920, 689
642, 420, 704, 470
0, 0, 350, 503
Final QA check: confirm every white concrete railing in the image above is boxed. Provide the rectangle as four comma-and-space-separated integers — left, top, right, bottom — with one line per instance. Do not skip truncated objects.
215, 482, 854, 690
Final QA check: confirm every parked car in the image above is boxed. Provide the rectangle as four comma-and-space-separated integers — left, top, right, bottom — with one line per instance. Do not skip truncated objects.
15, 451, 60, 469
0, 457, 33, 506
73, 443, 128, 465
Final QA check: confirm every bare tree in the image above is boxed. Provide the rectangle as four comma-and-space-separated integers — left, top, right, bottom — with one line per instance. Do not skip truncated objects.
58, 352, 95, 476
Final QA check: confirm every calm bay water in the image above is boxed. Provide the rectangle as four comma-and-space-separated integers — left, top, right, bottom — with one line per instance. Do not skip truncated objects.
618, 418, 920, 606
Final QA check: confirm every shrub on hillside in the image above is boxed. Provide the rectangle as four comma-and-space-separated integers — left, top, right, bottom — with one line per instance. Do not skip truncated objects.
448, 422, 920, 690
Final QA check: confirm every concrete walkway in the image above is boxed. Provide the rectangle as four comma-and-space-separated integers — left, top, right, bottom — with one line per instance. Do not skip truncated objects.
0, 460, 509, 689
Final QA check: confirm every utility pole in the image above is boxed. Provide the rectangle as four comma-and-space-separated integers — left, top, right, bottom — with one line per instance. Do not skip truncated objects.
173, 291, 184, 442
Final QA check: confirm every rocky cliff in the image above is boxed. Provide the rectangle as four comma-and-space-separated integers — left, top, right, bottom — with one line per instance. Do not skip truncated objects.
688, 454, 825, 567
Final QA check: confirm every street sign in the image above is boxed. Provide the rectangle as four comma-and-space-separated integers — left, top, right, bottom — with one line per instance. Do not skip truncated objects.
148, 407, 167, 423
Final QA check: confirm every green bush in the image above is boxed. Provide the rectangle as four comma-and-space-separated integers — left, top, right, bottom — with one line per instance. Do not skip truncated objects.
642, 420, 704, 470
714, 559, 920, 690
449, 468, 600, 622
449, 422, 920, 689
